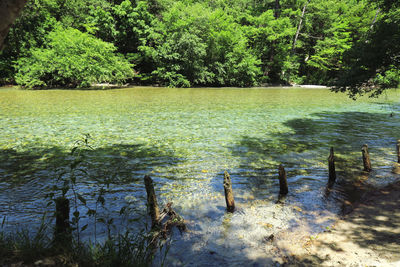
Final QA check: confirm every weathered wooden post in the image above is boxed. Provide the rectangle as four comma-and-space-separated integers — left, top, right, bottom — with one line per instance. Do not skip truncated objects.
362, 144, 372, 172
144, 175, 160, 228
397, 139, 400, 163
328, 147, 336, 187
54, 197, 71, 246
278, 164, 288, 195
223, 171, 235, 212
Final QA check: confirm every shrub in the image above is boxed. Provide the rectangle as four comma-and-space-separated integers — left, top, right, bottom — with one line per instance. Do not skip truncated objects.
15, 27, 134, 89
374, 65, 400, 89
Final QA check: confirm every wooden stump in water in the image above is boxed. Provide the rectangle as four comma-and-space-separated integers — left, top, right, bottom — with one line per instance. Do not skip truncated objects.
144, 175, 160, 228
54, 197, 71, 246
362, 144, 372, 172
328, 147, 336, 187
278, 164, 288, 195
223, 171, 235, 212
397, 139, 400, 163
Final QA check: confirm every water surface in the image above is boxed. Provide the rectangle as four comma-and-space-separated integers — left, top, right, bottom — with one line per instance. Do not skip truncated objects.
1, 87, 399, 265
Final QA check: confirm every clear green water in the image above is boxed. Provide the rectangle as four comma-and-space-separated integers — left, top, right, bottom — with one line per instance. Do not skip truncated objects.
1, 87, 400, 264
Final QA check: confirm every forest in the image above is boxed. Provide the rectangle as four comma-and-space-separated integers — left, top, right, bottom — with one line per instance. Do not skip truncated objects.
0, 0, 399, 97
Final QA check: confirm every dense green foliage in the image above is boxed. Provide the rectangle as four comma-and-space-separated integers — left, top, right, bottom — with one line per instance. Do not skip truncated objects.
15, 27, 134, 88
0, 0, 398, 93
333, 0, 400, 97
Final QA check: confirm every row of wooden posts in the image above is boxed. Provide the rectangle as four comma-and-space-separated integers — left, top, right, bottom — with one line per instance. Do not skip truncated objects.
223, 140, 400, 213
54, 140, 400, 241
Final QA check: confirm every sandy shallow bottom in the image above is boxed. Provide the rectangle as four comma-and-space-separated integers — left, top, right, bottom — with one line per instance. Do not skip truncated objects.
278, 178, 400, 266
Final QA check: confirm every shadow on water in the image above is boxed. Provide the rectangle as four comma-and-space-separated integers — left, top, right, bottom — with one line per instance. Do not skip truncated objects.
225, 109, 400, 257
234, 110, 398, 158
0, 143, 184, 184
278, 111, 398, 153
1, 109, 399, 265
200, 109, 400, 265
0, 143, 185, 231
154, 109, 400, 266
231, 110, 399, 196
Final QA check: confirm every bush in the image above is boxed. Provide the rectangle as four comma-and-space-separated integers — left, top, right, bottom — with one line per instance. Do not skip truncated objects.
374, 65, 400, 89
15, 27, 134, 89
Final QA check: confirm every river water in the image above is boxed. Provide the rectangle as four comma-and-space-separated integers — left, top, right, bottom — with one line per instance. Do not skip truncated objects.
0, 87, 399, 265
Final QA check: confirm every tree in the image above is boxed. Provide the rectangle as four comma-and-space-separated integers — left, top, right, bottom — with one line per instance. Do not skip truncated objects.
291, 0, 375, 85
333, 0, 400, 97
2, 0, 397, 91
14, 27, 134, 88
0, 0, 58, 84
0, 0, 27, 50
148, 2, 261, 87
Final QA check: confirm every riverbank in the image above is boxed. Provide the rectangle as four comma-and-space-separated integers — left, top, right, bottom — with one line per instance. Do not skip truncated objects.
281, 179, 400, 266
0, 84, 330, 90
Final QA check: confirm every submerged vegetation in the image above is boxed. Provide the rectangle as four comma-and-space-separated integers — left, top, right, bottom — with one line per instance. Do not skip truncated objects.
0, 0, 399, 96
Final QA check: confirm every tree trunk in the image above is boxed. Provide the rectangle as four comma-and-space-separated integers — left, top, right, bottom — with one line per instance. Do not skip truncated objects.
144, 175, 160, 228
278, 164, 288, 195
54, 197, 71, 246
274, 0, 281, 19
328, 147, 336, 187
362, 144, 372, 172
223, 171, 235, 212
0, 0, 28, 51
292, 0, 311, 53
396, 139, 400, 163
370, 8, 380, 30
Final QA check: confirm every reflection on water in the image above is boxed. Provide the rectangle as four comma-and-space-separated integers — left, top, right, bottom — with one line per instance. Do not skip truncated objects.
0, 87, 399, 265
